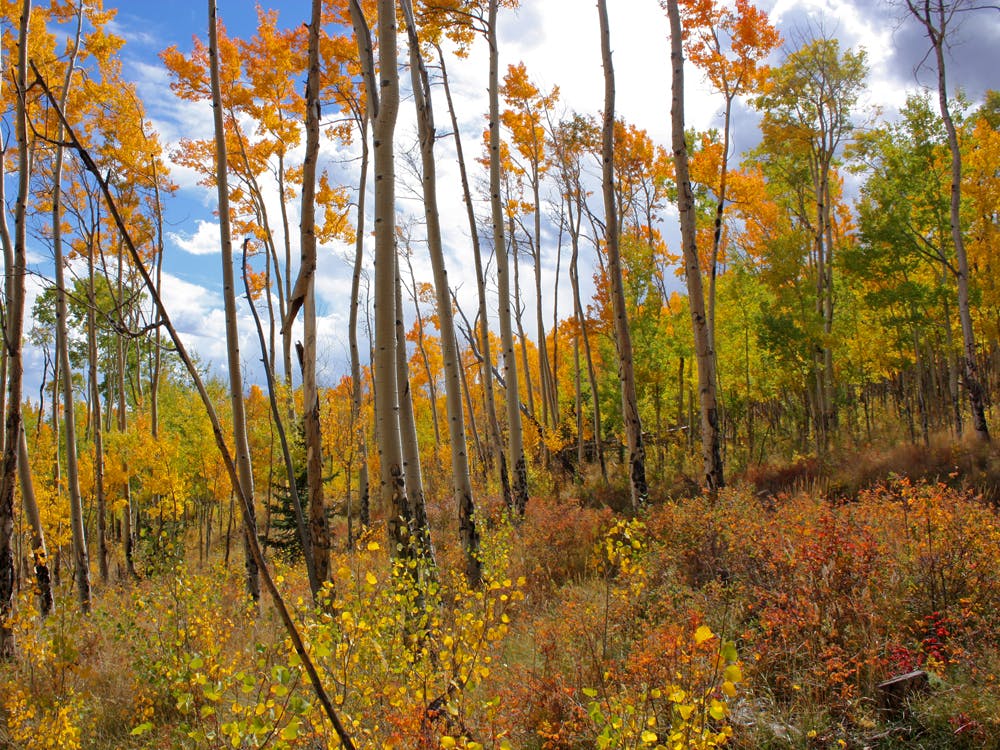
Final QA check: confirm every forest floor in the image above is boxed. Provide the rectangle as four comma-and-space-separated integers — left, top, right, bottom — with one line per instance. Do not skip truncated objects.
2, 433, 1000, 749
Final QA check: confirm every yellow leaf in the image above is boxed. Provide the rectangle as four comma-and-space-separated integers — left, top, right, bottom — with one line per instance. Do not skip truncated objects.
709, 700, 726, 721
677, 704, 694, 720
641, 729, 658, 744
440, 737, 456, 749
694, 625, 714, 644
365, 571, 377, 586
722, 680, 737, 697
724, 664, 743, 683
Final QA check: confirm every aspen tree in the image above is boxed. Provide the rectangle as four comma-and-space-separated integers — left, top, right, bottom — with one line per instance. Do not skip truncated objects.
0, 0, 31, 659
436, 43, 509, 505
208, 0, 259, 601
51, 0, 91, 611
401, 0, 481, 583
297, 0, 330, 585
667, 0, 724, 491
348, 0, 415, 559
905, 0, 991, 442
598, 0, 649, 506
488, 0, 529, 514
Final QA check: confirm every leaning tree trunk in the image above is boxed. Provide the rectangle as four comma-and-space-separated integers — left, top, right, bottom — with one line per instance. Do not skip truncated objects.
209, 0, 260, 601
667, 0, 724, 491
598, 0, 649, 507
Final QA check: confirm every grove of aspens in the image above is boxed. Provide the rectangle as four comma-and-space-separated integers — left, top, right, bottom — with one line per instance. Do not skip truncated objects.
2, 0, 1000, 748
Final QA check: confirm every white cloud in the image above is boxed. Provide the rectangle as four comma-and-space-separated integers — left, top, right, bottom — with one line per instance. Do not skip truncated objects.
170, 219, 221, 255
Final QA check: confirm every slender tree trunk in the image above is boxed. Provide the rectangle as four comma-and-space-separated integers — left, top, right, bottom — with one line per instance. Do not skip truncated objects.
349, 0, 414, 559
209, 0, 260, 601
242, 243, 318, 596
402, 0, 481, 583
403, 247, 441, 447
149, 154, 166, 479
599, 0, 649, 506
437, 44, 507, 500
905, 0, 990, 441
394, 253, 434, 567
275, 156, 295, 420
533, 183, 556, 432
299, 0, 330, 585
52, 4, 91, 610
18, 424, 53, 615
2, 3, 33, 657
942, 287, 963, 436
88, 229, 108, 582
510, 224, 536, 422
489, 0, 529, 514
667, 0, 723, 492
116, 265, 137, 578
349, 118, 370, 530
568, 192, 606, 480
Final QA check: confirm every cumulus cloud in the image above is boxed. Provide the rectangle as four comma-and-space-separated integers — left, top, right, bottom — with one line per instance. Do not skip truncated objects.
170, 220, 221, 256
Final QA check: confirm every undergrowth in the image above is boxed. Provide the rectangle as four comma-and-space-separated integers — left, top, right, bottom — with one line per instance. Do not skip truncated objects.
3, 469, 1000, 748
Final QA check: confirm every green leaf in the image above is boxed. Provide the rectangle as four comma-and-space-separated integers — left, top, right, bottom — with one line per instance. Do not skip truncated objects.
130, 722, 154, 736
280, 718, 301, 741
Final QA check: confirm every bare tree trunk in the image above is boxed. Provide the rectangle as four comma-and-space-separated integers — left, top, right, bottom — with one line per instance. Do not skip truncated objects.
510, 225, 536, 422
2, 4, 34, 655
489, 0, 529, 515
667, 0, 724, 491
242, 243, 318, 596
942, 287, 963, 436
599, 0, 649, 506
209, 0, 260, 601
568, 192, 606, 481
88, 225, 108, 582
115, 258, 137, 578
905, 0, 989, 441
401, 0, 481, 583
52, 3, 91, 610
18, 425, 53, 615
298, 0, 330, 586
403, 243, 441, 447
1, 43, 51, 615
394, 253, 434, 566
349, 118, 370, 530
349, 0, 414, 559
437, 44, 508, 503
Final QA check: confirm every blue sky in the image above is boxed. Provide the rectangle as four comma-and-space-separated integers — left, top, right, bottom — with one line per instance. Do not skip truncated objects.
14, 0, 1000, 401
